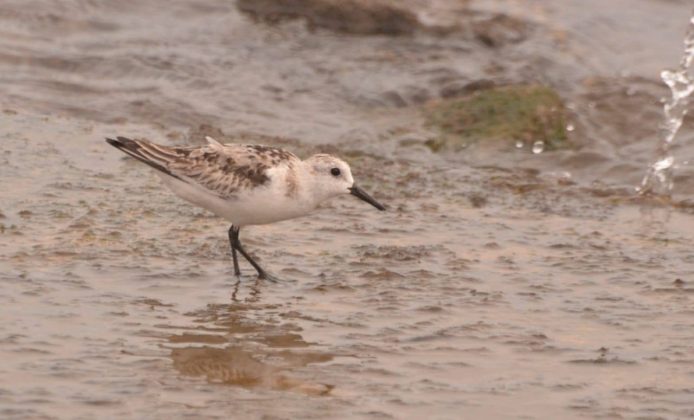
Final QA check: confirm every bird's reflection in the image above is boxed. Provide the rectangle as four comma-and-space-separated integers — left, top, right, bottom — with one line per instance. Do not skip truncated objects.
166, 284, 334, 395
230, 276, 262, 303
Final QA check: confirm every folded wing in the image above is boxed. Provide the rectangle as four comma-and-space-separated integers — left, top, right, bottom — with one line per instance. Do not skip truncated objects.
106, 136, 295, 198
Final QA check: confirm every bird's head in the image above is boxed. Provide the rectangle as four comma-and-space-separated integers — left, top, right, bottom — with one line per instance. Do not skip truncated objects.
304, 154, 385, 211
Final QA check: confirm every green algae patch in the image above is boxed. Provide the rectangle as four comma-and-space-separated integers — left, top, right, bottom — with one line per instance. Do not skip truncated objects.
425, 84, 569, 151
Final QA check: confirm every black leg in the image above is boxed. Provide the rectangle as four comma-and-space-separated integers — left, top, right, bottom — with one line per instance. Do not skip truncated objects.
228, 226, 241, 276
228, 226, 272, 280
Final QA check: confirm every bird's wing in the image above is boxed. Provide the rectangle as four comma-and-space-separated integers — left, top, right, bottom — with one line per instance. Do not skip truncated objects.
106, 136, 297, 198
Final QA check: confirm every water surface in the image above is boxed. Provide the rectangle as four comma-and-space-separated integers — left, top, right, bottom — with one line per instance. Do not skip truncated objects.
2, 1, 694, 418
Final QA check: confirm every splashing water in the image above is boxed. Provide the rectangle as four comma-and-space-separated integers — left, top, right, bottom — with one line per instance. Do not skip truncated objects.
638, 14, 694, 195
532, 140, 545, 154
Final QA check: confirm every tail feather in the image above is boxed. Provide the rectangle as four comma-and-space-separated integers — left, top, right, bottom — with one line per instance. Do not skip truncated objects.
105, 137, 183, 181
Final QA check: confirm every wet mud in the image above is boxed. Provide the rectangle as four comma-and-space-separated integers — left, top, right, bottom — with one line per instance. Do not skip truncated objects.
2, 0, 694, 419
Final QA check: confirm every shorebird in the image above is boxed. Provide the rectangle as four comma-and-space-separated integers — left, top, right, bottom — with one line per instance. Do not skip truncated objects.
106, 136, 385, 280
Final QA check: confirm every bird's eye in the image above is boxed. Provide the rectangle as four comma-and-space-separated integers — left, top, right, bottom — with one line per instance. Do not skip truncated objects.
330, 167, 341, 177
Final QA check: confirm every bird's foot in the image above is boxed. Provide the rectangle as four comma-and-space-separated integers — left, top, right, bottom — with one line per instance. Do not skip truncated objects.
257, 271, 280, 283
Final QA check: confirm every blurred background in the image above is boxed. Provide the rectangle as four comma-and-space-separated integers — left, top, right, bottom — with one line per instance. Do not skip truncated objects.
1, 1, 694, 419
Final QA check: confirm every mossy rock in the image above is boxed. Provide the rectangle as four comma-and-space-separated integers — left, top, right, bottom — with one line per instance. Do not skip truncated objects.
237, 0, 419, 35
425, 84, 569, 152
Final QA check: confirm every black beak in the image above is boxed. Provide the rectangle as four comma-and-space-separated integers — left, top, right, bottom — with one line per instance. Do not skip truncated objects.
349, 184, 385, 211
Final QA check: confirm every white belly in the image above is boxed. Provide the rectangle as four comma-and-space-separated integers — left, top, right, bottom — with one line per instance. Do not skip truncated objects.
158, 173, 313, 227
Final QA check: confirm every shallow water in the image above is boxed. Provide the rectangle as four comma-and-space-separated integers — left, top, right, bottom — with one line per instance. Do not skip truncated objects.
2, 1, 694, 419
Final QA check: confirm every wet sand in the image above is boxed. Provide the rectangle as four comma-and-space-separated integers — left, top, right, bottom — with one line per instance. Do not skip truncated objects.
2, 1, 694, 419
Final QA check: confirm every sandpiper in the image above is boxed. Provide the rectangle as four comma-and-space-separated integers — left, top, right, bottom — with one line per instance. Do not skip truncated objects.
106, 136, 385, 279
